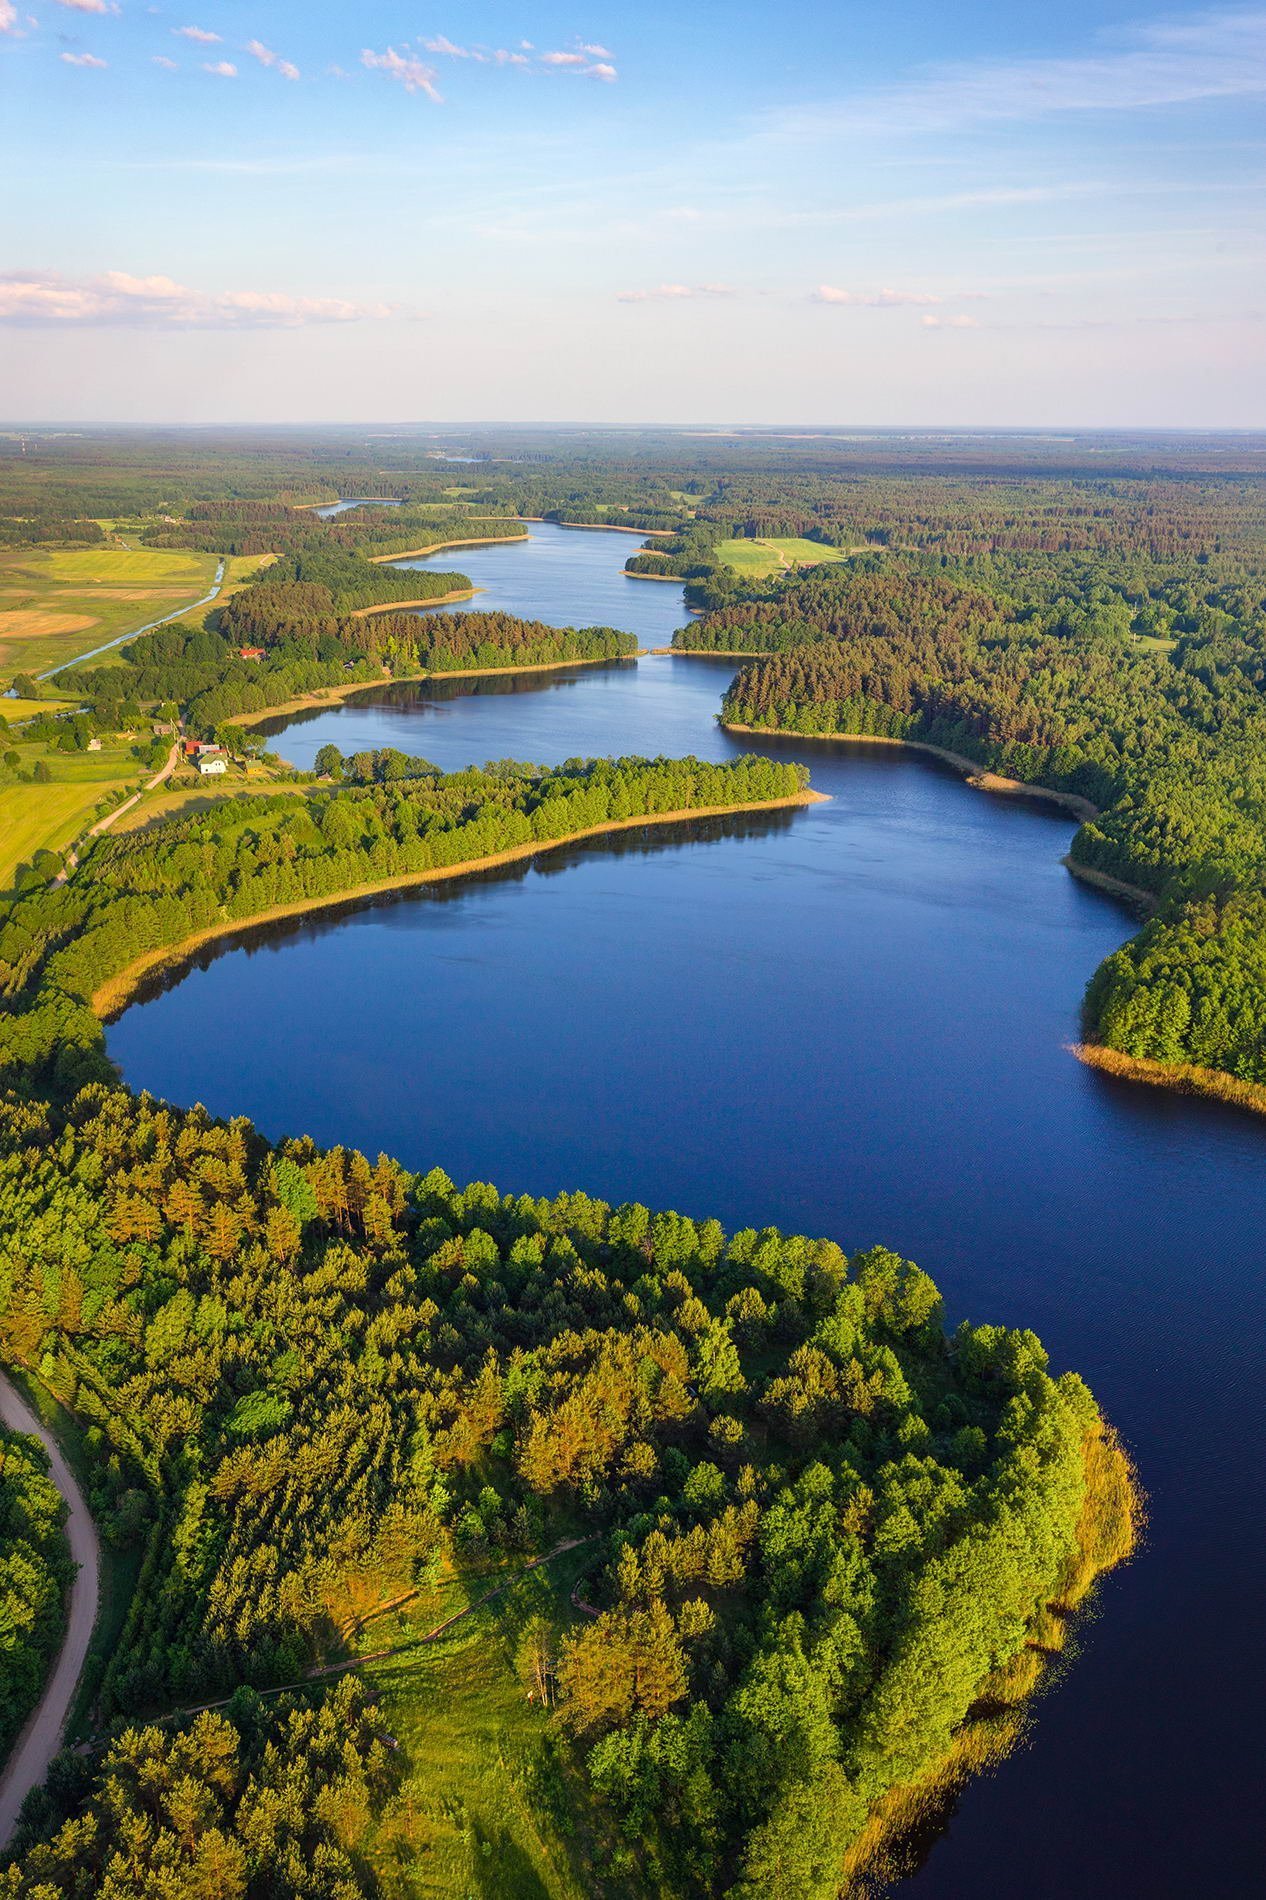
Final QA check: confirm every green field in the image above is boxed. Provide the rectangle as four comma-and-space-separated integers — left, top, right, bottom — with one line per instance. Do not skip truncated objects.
0, 544, 220, 676
0, 747, 142, 894
356, 1548, 630, 1900
715, 536, 860, 578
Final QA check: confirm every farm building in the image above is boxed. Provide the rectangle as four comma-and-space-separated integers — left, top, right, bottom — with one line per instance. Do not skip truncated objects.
198, 757, 228, 776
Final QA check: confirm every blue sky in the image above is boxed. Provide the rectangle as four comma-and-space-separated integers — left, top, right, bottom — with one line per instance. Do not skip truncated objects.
1, 2, 1263, 424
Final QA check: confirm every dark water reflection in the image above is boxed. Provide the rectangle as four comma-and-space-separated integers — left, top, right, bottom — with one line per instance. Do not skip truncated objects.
111, 530, 1266, 1898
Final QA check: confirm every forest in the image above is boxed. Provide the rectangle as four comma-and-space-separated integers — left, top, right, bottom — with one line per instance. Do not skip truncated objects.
0, 754, 809, 1093
689, 560, 1266, 1089
0, 1423, 71, 1762
56, 602, 638, 741
0, 1081, 1133, 1897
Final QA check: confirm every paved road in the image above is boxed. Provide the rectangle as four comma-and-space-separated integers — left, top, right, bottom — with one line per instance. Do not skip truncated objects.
0, 1372, 100, 1850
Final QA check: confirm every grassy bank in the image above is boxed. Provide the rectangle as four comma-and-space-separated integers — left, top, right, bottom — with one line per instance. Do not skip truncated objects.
367, 533, 529, 565
92, 789, 827, 1020
720, 721, 1100, 821
349, 588, 478, 618
232, 650, 644, 730
1073, 1042, 1266, 1119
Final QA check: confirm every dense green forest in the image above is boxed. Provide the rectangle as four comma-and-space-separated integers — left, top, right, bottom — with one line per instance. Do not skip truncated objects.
1, 1676, 395, 1897
0, 1422, 71, 1760
0, 1080, 1132, 1896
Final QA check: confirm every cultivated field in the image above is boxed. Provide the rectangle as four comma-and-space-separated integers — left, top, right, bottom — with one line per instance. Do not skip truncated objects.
715, 536, 860, 578
0, 744, 143, 894
0, 546, 220, 676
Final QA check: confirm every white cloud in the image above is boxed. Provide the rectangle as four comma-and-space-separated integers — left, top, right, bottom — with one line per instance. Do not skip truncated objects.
0, 0, 20, 29
151, 54, 177, 69
247, 40, 300, 80
773, 8, 1266, 138
53, 0, 110, 12
59, 50, 107, 67
174, 24, 219, 44
203, 60, 236, 78
361, 45, 442, 101
617, 283, 737, 302
541, 44, 618, 78
0, 269, 396, 328
813, 284, 943, 306
921, 313, 981, 328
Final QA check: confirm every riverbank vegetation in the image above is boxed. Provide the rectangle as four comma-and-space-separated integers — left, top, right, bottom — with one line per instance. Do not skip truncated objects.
696, 559, 1266, 1092
0, 1423, 71, 1762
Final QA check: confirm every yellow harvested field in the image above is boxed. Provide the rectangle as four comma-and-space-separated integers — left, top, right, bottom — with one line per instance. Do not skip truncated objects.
0, 609, 99, 640
0, 698, 75, 723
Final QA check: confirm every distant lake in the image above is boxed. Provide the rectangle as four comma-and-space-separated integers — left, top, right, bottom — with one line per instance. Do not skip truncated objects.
110, 526, 1266, 1899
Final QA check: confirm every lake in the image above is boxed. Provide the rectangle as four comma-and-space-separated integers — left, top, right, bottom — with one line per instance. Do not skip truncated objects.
108, 522, 1266, 1898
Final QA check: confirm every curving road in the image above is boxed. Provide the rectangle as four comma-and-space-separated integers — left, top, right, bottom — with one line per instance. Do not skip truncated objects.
0, 1371, 100, 1850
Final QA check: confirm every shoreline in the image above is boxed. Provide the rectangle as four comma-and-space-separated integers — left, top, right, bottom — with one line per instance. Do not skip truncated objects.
720, 721, 1100, 822
841, 1422, 1138, 1895
233, 650, 643, 732
349, 587, 478, 618
92, 790, 828, 1019
1073, 1043, 1266, 1120
520, 517, 673, 536
1063, 857, 1156, 911
625, 568, 686, 583
368, 533, 529, 565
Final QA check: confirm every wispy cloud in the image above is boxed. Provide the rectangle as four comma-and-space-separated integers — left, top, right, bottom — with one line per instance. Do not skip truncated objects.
921, 313, 981, 328
247, 39, 300, 82
0, 0, 19, 32
174, 24, 219, 45
53, 0, 112, 13
152, 54, 178, 71
59, 50, 107, 68
0, 270, 395, 329
813, 284, 943, 306
361, 45, 442, 101
420, 34, 616, 78
772, 7, 1266, 138
617, 283, 737, 302
203, 61, 236, 79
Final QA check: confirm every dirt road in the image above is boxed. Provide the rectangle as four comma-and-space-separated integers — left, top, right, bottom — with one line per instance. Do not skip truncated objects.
0, 1373, 100, 1850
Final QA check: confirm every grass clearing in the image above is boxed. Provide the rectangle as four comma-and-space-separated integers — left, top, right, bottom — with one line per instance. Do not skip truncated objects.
715, 536, 859, 578
0, 545, 220, 675
360, 1548, 630, 1900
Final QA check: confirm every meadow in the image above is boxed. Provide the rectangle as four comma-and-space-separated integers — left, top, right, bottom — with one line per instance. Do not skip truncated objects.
0, 545, 220, 675
714, 537, 858, 578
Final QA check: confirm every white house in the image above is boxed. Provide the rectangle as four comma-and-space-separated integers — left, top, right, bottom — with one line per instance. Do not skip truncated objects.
198, 757, 228, 776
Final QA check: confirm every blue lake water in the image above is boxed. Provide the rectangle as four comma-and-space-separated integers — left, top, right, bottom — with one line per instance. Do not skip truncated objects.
109, 523, 1266, 1898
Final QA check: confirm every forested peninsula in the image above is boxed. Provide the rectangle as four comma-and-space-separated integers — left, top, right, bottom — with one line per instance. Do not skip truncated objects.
668, 563, 1266, 1105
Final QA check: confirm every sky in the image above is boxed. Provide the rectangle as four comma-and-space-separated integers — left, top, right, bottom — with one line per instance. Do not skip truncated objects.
0, 1, 1263, 426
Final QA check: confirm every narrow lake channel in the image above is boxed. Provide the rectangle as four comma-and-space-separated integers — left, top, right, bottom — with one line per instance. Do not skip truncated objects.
108, 521, 1266, 1898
